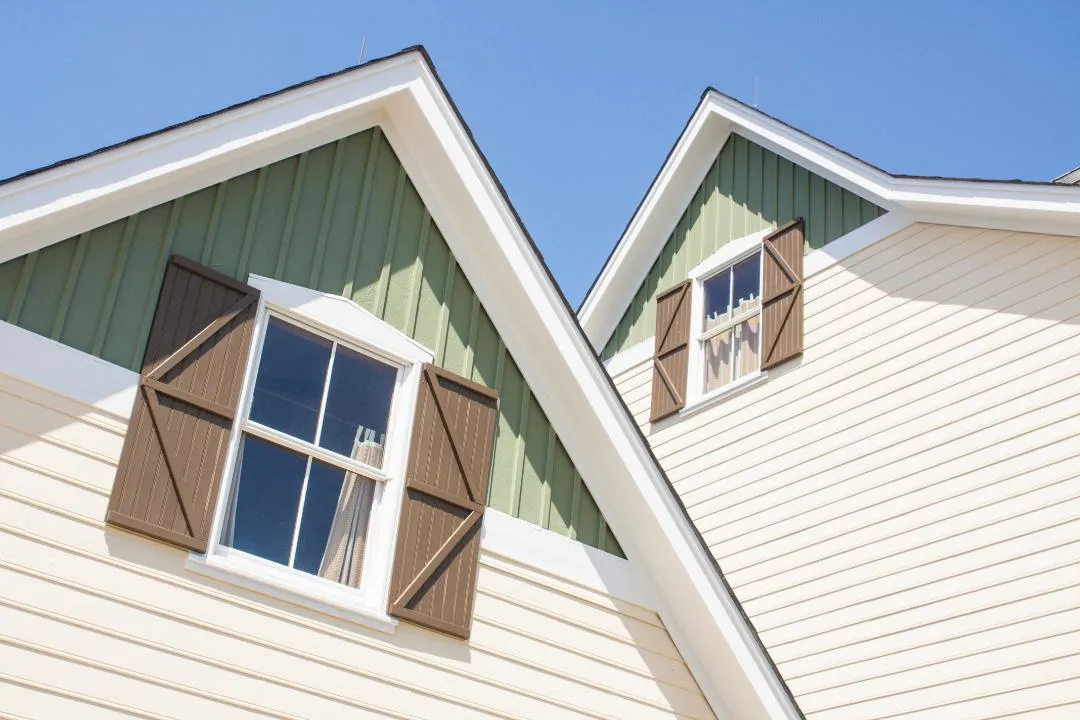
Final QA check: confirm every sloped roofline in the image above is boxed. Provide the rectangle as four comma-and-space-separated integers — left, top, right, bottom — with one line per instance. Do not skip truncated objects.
0, 47, 804, 719
578, 87, 1080, 352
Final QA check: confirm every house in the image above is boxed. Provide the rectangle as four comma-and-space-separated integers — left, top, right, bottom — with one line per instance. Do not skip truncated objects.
581, 89, 1080, 718
0, 48, 806, 720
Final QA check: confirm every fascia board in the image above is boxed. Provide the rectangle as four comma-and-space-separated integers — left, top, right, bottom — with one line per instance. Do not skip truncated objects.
390, 63, 800, 720
704, 91, 898, 211
0, 55, 418, 266
707, 90, 1080, 214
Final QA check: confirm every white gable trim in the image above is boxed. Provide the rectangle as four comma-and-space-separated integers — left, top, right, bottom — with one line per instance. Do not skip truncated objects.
0, 50, 801, 719
579, 91, 1080, 352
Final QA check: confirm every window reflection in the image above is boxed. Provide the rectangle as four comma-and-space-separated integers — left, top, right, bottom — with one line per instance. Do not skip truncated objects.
249, 318, 331, 442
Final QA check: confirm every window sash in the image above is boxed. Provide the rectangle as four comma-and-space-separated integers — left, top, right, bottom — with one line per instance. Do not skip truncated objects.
243, 422, 389, 481
698, 305, 761, 342
226, 311, 398, 579
696, 248, 763, 395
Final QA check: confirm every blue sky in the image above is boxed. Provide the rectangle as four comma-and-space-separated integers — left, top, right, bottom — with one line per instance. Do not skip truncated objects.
2, 2, 1077, 304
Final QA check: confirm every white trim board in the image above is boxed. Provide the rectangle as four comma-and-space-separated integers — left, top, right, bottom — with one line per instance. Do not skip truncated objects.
579, 89, 1080, 352
0, 49, 802, 720
0, 318, 138, 419
604, 337, 653, 378
481, 509, 653, 609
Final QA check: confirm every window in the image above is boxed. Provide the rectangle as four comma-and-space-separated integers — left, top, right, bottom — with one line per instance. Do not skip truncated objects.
221, 316, 397, 589
686, 227, 774, 407
699, 252, 761, 393
197, 275, 432, 629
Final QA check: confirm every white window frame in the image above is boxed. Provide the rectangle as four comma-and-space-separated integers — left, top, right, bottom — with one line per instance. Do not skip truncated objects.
685, 227, 774, 413
186, 274, 433, 633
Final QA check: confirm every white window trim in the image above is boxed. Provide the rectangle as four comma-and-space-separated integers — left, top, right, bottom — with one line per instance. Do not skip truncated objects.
187, 274, 433, 634
684, 227, 774, 413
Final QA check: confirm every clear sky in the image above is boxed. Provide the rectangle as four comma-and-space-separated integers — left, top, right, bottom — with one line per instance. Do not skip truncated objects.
2, 1, 1077, 305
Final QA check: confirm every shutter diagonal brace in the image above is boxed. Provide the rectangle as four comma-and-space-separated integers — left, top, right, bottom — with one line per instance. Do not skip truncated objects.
762, 236, 800, 302
392, 510, 481, 609
761, 221, 805, 369
140, 384, 198, 536
135, 289, 256, 538
764, 285, 801, 364
656, 283, 689, 353
653, 357, 683, 406
146, 292, 258, 381
393, 366, 489, 611
420, 365, 479, 503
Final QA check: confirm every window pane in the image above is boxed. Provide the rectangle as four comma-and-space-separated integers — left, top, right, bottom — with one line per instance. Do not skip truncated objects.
703, 270, 731, 330
250, 317, 331, 442
318, 345, 396, 467
732, 253, 761, 317
222, 434, 306, 566
703, 328, 733, 393
733, 314, 761, 380
294, 460, 376, 589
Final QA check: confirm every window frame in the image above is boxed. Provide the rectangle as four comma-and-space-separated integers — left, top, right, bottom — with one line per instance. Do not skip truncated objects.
189, 274, 433, 633
685, 227, 775, 411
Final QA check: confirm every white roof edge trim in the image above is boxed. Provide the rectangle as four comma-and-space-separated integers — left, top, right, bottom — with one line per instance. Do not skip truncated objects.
0, 53, 418, 266
0, 50, 802, 719
580, 89, 1080, 351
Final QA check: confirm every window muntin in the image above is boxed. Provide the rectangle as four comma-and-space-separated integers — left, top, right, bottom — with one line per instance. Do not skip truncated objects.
699, 251, 762, 393
222, 314, 398, 591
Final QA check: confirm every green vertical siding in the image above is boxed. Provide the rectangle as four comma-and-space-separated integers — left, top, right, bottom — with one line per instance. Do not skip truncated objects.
602, 134, 886, 359
0, 127, 620, 556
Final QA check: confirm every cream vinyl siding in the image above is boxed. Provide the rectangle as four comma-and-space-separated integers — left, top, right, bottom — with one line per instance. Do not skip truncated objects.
610, 223, 1080, 719
0, 370, 714, 720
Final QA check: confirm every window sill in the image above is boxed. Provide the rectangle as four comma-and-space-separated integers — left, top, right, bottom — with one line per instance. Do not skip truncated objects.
679, 371, 768, 419
185, 549, 398, 635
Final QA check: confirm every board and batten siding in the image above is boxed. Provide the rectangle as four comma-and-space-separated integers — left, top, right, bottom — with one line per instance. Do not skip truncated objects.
603, 133, 885, 360
610, 223, 1080, 719
0, 365, 714, 719
0, 126, 619, 555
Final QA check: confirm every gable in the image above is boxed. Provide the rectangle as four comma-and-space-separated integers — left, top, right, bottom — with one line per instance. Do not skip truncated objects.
0, 125, 621, 556
602, 134, 885, 360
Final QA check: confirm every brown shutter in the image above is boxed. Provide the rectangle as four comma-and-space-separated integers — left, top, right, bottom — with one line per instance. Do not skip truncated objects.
650, 280, 691, 422
388, 364, 498, 638
761, 219, 805, 370
106, 255, 259, 553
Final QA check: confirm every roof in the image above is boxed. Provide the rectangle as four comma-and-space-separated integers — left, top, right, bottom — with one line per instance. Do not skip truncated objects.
1055, 165, 1080, 185
579, 88, 1080, 351
0, 47, 803, 720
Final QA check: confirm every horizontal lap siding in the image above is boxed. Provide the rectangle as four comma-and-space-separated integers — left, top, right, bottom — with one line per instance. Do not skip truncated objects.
0, 127, 616, 554
0, 373, 712, 720
608, 224, 1080, 718
601, 134, 885, 360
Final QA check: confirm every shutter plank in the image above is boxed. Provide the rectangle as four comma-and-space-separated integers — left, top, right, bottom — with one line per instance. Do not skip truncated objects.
389, 364, 498, 638
761, 218, 805, 370
107, 255, 259, 552
650, 280, 691, 422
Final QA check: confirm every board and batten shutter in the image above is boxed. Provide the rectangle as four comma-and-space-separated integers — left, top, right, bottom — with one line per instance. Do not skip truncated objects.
650, 280, 691, 422
389, 364, 498, 638
761, 218, 805, 370
106, 255, 259, 553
